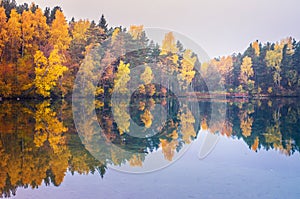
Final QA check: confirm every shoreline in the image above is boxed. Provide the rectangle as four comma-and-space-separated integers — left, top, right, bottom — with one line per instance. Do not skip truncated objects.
1, 93, 300, 102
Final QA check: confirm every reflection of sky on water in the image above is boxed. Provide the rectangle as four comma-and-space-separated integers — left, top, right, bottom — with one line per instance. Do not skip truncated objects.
15, 132, 300, 199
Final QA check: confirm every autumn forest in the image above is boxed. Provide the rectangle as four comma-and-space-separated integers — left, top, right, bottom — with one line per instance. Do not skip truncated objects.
0, 1, 300, 98
1, 0, 300, 198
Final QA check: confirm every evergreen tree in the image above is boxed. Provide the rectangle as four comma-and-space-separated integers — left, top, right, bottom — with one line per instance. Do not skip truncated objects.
49, 6, 62, 24
44, 7, 51, 24
0, 0, 17, 18
86, 20, 106, 45
98, 14, 108, 32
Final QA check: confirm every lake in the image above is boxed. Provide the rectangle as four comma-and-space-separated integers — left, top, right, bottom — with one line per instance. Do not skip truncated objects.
1, 97, 300, 199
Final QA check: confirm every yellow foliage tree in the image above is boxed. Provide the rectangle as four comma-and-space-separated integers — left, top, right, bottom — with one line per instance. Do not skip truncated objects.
141, 109, 153, 128
50, 149, 70, 186
6, 9, 21, 61
114, 61, 130, 94
21, 10, 35, 55
265, 43, 283, 87
129, 25, 144, 40
49, 10, 71, 51
221, 121, 233, 137
240, 56, 254, 90
18, 8, 49, 95
180, 106, 196, 144
129, 154, 143, 167
251, 137, 259, 151
252, 41, 260, 56
264, 124, 282, 148
211, 56, 233, 85
177, 49, 196, 88
146, 84, 156, 96
201, 118, 208, 130
0, 140, 9, 188
0, 7, 8, 60
33, 47, 68, 97
113, 101, 130, 135
280, 37, 294, 55
141, 65, 153, 84
160, 32, 178, 55
159, 139, 178, 161
34, 101, 68, 153
138, 84, 146, 95
240, 117, 253, 137
200, 62, 209, 78
266, 43, 282, 71
111, 27, 120, 44
72, 19, 90, 41
32, 8, 49, 49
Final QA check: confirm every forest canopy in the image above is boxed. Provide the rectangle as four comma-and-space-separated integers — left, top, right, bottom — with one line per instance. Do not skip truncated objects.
0, 0, 300, 99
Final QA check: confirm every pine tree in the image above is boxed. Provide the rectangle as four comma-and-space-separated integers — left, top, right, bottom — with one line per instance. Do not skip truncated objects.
98, 14, 108, 33
0, 0, 17, 18
86, 20, 106, 45
49, 6, 62, 24
43, 7, 51, 24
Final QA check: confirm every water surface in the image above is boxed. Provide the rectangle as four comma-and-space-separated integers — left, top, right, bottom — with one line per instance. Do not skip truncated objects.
1, 98, 300, 198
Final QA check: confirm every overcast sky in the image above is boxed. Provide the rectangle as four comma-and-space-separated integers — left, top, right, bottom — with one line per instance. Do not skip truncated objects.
17, 0, 300, 58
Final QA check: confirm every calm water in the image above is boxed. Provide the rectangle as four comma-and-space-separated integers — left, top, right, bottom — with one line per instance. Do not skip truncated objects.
1, 98, 300, 199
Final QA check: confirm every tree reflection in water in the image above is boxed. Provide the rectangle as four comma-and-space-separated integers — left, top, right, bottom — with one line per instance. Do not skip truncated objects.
1, 98, 300, 197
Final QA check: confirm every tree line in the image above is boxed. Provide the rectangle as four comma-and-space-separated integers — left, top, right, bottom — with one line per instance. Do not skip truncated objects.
0, 0, 110, 98
0, 0, 300, 99
202, 37, 300, 96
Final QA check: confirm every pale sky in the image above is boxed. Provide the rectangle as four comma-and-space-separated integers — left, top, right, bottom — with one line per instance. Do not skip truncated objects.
17, 0, 300, 58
